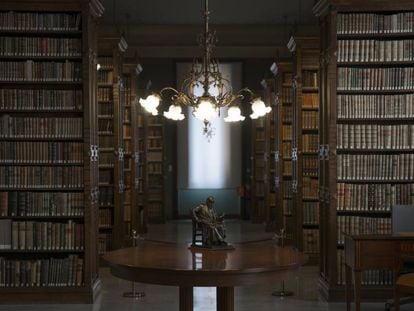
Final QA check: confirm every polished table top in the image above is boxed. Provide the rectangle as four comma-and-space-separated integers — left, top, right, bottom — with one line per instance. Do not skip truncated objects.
103, 240, 307, 287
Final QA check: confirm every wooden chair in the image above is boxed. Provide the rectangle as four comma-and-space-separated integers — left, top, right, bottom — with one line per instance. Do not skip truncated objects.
394, 255, 414, 311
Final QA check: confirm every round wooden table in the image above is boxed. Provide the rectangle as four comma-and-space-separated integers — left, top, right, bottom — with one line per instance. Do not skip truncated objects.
103, 240, 307, 311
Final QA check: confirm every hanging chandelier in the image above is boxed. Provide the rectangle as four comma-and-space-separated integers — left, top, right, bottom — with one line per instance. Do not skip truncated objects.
139, 0, 272, 137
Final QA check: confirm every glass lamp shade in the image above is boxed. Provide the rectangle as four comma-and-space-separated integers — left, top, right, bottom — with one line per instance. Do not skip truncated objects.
193, 97, 218, 122
139, 94, 161, 116
164, 104, 185, 120
250, 98, 271, 119
224, 106, 245, 122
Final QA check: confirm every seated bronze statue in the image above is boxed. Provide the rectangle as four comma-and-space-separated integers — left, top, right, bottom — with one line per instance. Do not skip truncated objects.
191, 196, 228, 248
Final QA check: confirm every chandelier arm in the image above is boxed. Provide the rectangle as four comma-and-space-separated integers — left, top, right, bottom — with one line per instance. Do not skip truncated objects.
159, 87, 180, 96
237, 87, 256, 100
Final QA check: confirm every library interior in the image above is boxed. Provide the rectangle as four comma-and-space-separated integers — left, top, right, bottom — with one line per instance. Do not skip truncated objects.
0, 0, 414, 310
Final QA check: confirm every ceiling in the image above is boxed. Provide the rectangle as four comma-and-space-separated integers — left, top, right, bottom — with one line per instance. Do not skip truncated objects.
101, 0, 318, 26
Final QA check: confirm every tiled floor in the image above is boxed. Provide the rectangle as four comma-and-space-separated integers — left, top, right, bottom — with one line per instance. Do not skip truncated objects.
0, 220, 412, 311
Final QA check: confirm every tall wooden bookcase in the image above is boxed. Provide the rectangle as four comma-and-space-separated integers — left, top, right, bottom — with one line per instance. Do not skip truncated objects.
129, 63, 147, 235
97, 36, 127, 254
0, 0, 103, 303
122, 61, 146, 243
288, 36, 321, 264
314, 0, 414, 300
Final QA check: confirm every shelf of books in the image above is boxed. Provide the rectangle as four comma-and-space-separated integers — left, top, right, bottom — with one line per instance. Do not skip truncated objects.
314, 0, 414, 301
122, 61, 145, 243
97, 36, 127, 254
126, 62, 147, 237
278, 63, 295, 242
0, 0, 104, 303
288, 36, 320, 265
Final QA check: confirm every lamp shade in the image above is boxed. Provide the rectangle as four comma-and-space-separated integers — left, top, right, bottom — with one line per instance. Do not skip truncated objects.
164, 104, 185, 121
224, 106, 245, 122
193, 98, 218, 122
139, 94, 161, 116
250, 98, 271, 119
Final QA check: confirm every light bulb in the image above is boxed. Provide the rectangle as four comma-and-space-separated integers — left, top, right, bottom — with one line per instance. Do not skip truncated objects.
224, 106, 245, 122
250, 97, 271, 119
193, 98, 218, 122
139, 94, 160, 115
164, 104, 185, 121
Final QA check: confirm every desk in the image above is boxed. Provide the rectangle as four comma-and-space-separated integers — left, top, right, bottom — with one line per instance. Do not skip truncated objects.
103, 240, 307, 311
344, 234, 414, 311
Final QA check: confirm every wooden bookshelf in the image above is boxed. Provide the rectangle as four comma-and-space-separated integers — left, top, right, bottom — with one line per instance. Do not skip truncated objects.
0, 0, 104, 303
278, 62, 295, 241
128, 61, 147, 238
288, 36, 320, 265
97, 36, 127, 254
122, 61, 146, 243
313, 0, 414, 301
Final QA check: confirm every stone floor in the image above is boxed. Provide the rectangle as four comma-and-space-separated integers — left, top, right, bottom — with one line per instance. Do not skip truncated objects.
0, 220, 412, 311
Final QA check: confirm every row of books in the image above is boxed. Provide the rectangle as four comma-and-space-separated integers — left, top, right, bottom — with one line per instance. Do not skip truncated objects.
98, 119, 113, 133
99, 136, 113, 148
303, 229, 319, 254
97, 57, 113, 70
99, 153, 114, 166
0, 89, 82, 111
99, 188, 114, 207
282, 125, 292, 140
337, 40, 414, 63
282, 142, 291, 158
147, 138, 163, 149
147, 128, 163, 137
0, 255, 84, 288
0, 142, 83, 164
255, 129, 265, 140
98, 88, 112, 102
302, 134, 319, 153
282, 87, 292, 103
282, 106, 292, 122
283, 161, 292, 176
0, 192, 83, 217
123, 125, 131, 137
337, 250, 393, 285
336, 12, 414, 35
303, 202, 319, 225
303, 177, 318, 199
0, 116, 83, 138
148, 163, 162, 174
0, 61, 82, 82
99, 171, 113, 184
303, 157, 318, 177
302, 94, 319, 109
254, 182, 265, 196
0, 220, 84, 250
337, 183, 414, 211
97, 70, 113, 84
98, 234, 112, 254
337, 94, 414, 119
0, 37, 81, 57
98, 209, 112, 229
283, 181, 293, 197
337, 154, 414, 180
0, 12, 81, 31
302, 70, 318, 88
302, 111, 318, 130
337, 67, 414, 91
337, 124, 414, 150
0, 166, 84, 188
98, 103, 114, 116
337, 216, 391, 245
283, 199, 293, 215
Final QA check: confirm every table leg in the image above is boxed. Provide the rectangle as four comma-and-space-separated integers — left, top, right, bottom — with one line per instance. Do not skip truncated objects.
353, 270, 361, 311
345, 264, 352, 311
179, 286, 193, 311
217, 287, 234, 311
